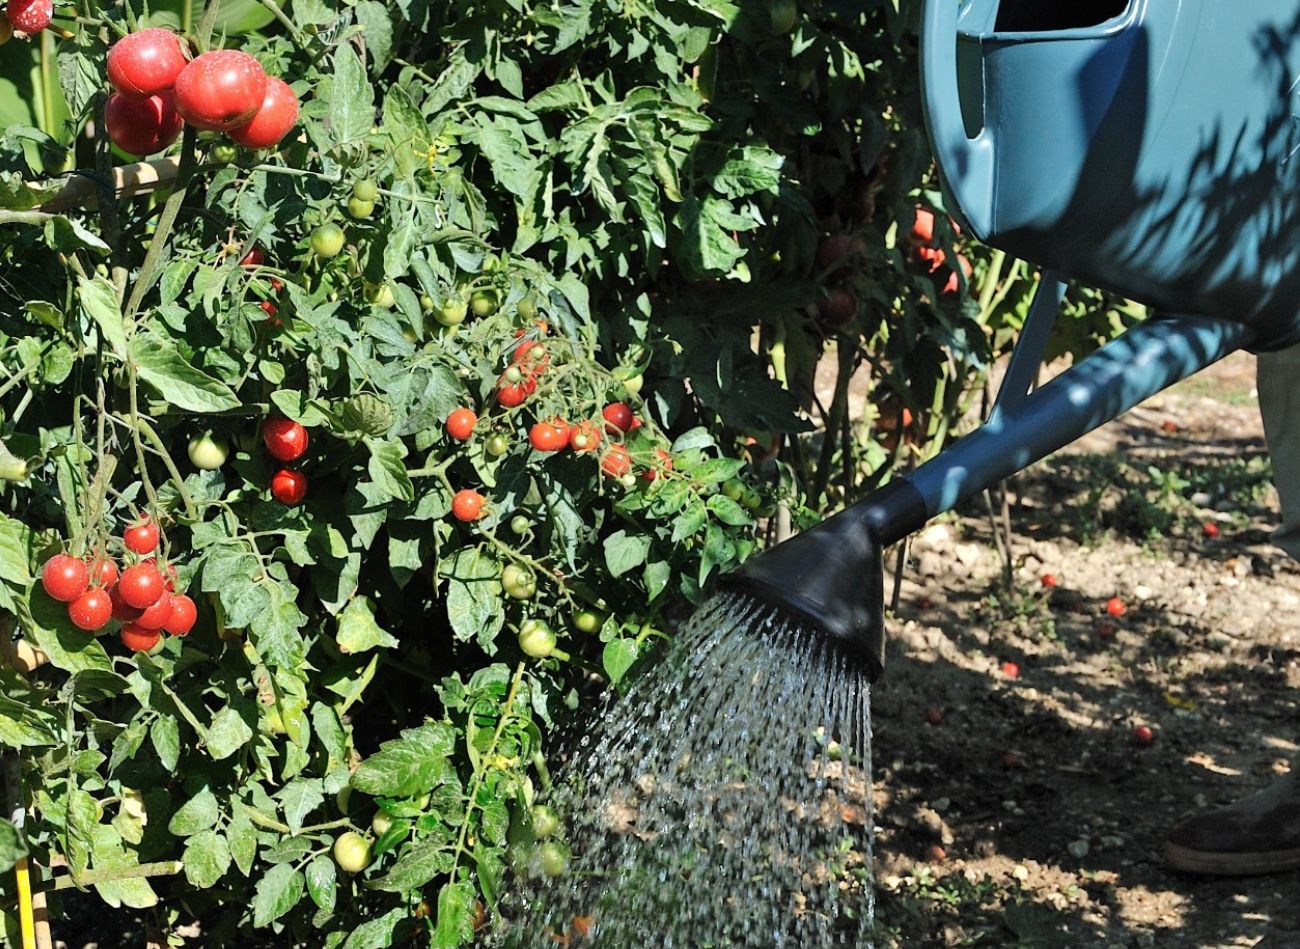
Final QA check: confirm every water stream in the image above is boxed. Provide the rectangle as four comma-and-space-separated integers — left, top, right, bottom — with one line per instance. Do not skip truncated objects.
495, 592, 876, 947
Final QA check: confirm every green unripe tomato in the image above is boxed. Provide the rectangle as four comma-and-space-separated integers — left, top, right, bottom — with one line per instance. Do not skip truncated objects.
486, 434, 510, 458
310, 223, 345, 258
365, 283, 396, 309
509, 514, 530, 534
503, 365, 523, 384
502, 564, 536, 600
352, 178, 379, 202
573, 610, 602, 634
347, 197, 376, 219
722, 479, 745, 501
517, 293, 539, 321
481, 252, 502, 273
531, 805, 560, 839
518, 619, 557, 658
187, 431, 229, 470
371, 811, 394, 836
612, 366, 644, 396
538, 841, 568, 878
211, 142, 239, 164
470, 289, 499, 318
333, 832, 373, 873
740, 486, 763, 510
436, 297, 468, 327
420, 294, 435, 312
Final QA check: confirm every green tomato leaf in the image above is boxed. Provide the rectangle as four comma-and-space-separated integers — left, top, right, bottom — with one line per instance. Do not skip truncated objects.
603, 529, 649, 578
276, 778, 324, 835
183, 830, 232, 889
369, 836, 455, 892
432, 880, 477, 949
602, 638, 639, 686
0, 818, 27, 874
336, 596, 400, 654
149, 715, 180, 772
129, 335, 241, 413
442, 548, 504, 652
252, 863, 305, 928
365, 438, 415, 502
168, 785, 220, 837
207, 706, 255, 761
341, 908, 406, 949
329, 45, 374, 146
304, 853, 337, 913
350, 722, 456, 798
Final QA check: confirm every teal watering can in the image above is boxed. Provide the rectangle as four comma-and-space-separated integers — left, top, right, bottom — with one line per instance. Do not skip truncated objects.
726, 0, 1300, 679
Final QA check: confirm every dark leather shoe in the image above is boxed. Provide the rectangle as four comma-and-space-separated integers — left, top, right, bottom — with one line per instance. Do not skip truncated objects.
1164, 767, 1300, 875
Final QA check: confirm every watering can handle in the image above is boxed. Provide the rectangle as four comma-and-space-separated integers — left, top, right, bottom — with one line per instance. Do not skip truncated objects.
920, 0, 996, 238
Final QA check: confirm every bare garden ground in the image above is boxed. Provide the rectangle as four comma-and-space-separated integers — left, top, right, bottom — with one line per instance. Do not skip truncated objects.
869, 352, 1300, 948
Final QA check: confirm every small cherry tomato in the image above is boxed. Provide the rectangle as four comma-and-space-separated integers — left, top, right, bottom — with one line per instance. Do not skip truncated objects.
107, 28, 189, 96
134, 592, 175, 630
333, 832, 372, 873
573, 610, 602, 634
531, 805, 560, 839
600, 444, 632, 478
371, 810, 394, 836
1132, 724, 1154, 746
529, 422, 566, 452
263, 417, 309, 462
121, 622, 162, 653
509, 514, 530, 535
123, 519, 160, 555
105, 91, 183, 157
348, 197, 375, 219
1105, 596, 1126, 617
6, 0, 51, 33
569, 421, 602, 453
118, 563, 165, 609
502, 564, 536, 600
187, 431, 229, 470
486, 434, 509, 457
109, 586, 142, 622
271, 469, 308, 505
538, 841, 568, 878
173, 50, 267, 132
164, 594, 197, 636
228, 77, 299, 149
451, 490, 485, 522
470, 289, 499, 317
67, 589, 113, 631
518, 619, 557, 658
447, 408, 478, 441
88, 555, 118, 588
496, 379, 530, 408
602, 402, 635, 434
352, 179, 379, 202
42, 553, 89, 602
436, 297, 468, 327
310, 222, 345, 258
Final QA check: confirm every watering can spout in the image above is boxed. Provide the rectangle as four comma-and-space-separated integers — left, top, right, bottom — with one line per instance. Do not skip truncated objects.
920, 0, 996, 238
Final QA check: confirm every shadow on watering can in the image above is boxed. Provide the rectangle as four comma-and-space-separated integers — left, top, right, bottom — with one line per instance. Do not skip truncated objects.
726, 0, 1300, 679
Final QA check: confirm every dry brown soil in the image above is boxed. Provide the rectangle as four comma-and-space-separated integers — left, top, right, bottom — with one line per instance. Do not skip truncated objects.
869, 352, 1300, 948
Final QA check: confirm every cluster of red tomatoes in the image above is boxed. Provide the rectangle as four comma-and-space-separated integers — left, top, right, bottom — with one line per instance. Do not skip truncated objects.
909, 206, 971, 295
443, 333, 673, 522
40, 518, 196, 652
262, 417, 309, 505
101, 27, 298, 158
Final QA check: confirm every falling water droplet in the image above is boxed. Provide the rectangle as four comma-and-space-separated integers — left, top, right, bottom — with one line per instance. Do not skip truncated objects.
493, 592, 876, 947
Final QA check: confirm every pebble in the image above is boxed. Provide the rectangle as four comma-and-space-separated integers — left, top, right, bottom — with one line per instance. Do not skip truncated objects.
1068, 838, 1090, 858
1012, 864, 1030, 881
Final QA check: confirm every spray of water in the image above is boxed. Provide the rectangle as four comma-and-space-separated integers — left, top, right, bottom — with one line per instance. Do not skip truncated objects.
494, 592, 875, 948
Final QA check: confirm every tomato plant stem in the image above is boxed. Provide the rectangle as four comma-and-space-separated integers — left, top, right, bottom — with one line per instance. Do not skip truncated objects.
135, 417, 198, 519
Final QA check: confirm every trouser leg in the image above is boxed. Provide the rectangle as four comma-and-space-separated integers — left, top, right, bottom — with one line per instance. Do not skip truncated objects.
1256, 344, 1300, 560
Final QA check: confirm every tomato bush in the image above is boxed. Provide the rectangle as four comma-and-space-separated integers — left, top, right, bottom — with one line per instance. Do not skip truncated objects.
0, 0, 1140, 944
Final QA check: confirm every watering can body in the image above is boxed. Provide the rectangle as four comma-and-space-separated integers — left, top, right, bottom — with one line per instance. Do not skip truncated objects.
926, 0, 1300, 349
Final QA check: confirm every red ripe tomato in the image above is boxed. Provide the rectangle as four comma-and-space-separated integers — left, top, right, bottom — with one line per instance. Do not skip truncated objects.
121, 622, 162, 653
134, 592, 175, 630
123, 518, 160, 555
119, 563, 165, 609
1000, 660, 1021, 679
568, 421, 602, 453
529, 422, 566, 452
512, 339, 550, 374
227, 77, 299, 149
271, 468, 308, 505
110, 586, 142, 622
259, 300, 278, 317
173, 50, 267, 132
446, 408, 477, 441
42, 554, 89, 602
917, 244, 946, 272
1132, 724, 1154, 746
451, 489, 485, 522
496, 378, 530, 408
1105, 596, 1126, 618
263, 417, 309, 461
1040, 573, 1058, 589
107, 28, 190, 96
941, 254, 973, 295
105, 91, 183, 158
911, 206, 935, 245
88, 555, 119, 588
67, 589, 113, 631
600, 444, 632, 478
1202, 521, 1221, 539
240, 246, 265, 267
6, 0, 51, 33
602, 402, 634, 434
164, 594, 197, 636
643, 448, 674, 481
140, 559, 179, 592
